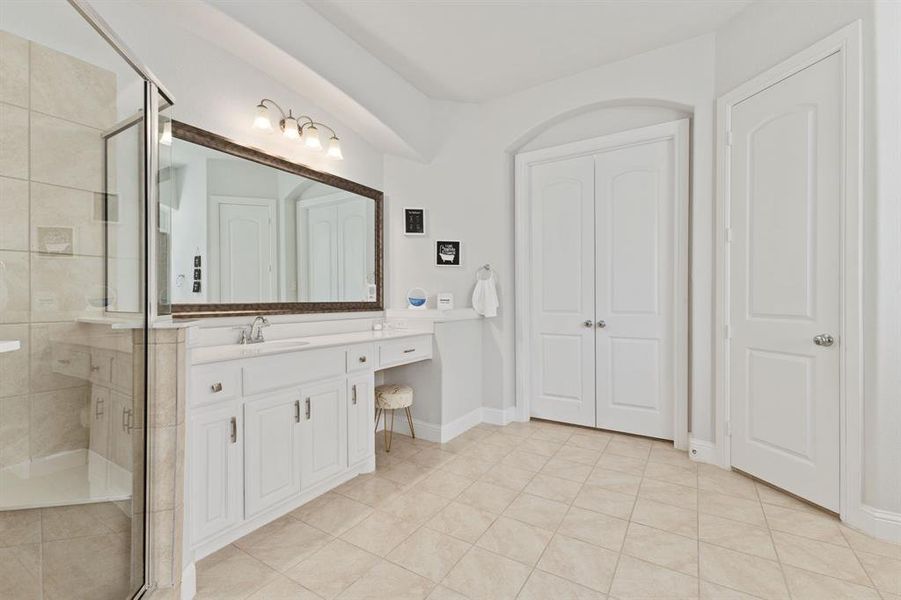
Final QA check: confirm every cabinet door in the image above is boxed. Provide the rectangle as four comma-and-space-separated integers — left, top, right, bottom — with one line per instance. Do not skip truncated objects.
347, 372, 375, 466
244, 390, 303, 518
109, 390, 133, 471
300, 378, 348, 489
190, 402, 242, 544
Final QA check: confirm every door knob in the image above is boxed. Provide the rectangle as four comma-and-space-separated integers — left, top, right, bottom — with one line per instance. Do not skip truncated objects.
813, 333, 835, 347
597, 320, 606, 328
583, 320, 594, 328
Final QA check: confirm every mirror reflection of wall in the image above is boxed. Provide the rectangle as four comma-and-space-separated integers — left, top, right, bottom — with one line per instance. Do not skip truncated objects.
167, 138, 376, 304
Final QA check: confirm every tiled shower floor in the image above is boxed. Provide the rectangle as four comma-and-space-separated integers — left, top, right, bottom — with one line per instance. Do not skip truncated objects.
195, 420, 900, 599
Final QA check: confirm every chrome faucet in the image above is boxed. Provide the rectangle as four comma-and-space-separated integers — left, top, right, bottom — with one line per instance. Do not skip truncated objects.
239, 316, 270, 344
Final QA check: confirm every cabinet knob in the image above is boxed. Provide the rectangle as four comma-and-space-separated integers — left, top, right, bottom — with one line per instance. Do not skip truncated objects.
210, 382, 223, 393
358, 355, 367, 363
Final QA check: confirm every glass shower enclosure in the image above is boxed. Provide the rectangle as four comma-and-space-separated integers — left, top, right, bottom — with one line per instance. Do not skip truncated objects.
0, 0, 172, 598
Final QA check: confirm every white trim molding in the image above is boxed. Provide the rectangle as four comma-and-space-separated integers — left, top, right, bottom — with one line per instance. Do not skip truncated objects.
514, 119, 691, 448
714, 21, 891, 540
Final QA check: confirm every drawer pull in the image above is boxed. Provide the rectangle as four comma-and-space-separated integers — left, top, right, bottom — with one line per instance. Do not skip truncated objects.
305, 398, 311, 420
57, 359, 71, 365
358, 356, 367, 363
91, 365, 100, 372
210, 382, 223, 393
294, 400, 301, 423
352, 384, 358, 405
229, 417, 237, 443
403, 348, 415, 354
95, 398, 105, 419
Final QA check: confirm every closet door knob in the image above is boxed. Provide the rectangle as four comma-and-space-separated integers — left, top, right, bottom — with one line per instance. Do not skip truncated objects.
597, 320, 606, 328
583, 320, 594, 328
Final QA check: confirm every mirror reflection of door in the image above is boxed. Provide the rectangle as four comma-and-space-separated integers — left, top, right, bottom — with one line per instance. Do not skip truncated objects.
212, 196, 277, 302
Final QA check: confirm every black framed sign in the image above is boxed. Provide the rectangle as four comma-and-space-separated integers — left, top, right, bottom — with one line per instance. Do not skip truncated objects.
404, 208, 425, 236
436, 240, 461, 266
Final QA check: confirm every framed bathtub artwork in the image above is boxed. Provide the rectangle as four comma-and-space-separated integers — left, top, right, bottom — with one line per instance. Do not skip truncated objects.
436, 240, 461, 266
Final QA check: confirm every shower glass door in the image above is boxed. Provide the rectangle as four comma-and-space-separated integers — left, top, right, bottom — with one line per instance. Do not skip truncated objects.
0, 1, 172, 598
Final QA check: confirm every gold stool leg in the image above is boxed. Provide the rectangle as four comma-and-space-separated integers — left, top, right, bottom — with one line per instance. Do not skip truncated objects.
374, 408, 382, 434
385, 409, 395, 452
405, 406, 416, 439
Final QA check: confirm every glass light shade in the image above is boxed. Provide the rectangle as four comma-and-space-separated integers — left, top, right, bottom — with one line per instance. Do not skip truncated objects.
304, 124, 322, 150
253, 104, 272, 130
282, 116, 300, 140
159, 120, 172, 146
326, 136, 343, 160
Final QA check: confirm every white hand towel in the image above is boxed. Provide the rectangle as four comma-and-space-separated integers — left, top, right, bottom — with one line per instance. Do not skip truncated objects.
472, 272, 499, 318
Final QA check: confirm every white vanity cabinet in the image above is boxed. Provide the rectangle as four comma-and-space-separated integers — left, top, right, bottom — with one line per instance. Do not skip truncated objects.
347, 371, 375, 466
299, 378, 348, 489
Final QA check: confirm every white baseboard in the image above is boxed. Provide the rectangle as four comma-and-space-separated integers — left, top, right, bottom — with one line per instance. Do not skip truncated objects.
845, 503, 901, 544
481, 405, 517, 426
375, 407, 483, 443
688, 438, 720, 466
180, 562, 196, 600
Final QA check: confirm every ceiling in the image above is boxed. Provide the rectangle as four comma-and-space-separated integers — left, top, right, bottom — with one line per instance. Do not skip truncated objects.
306, 0, 752, 102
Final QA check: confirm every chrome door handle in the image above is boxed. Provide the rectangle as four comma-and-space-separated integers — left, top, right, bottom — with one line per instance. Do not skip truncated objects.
294, 400, 301, 423
813, 333, 835, 347
597, 320, 606, 328
583, 320, 594, 328
305, 398, 311, 420
229, 417, 237, 443
352, 384, 358, 405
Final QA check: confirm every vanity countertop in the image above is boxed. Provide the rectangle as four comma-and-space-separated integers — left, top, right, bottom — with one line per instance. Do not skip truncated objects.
191, 328, 432, 365
0, 340, 21, 354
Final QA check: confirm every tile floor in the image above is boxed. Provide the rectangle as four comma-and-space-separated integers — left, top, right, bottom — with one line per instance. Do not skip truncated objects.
195, 420, 901, 600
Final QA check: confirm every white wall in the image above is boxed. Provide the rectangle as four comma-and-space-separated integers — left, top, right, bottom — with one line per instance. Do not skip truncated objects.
384, 35, 717, 438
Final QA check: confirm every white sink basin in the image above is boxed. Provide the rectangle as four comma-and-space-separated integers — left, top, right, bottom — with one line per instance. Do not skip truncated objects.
0, 340, 21, 354
254, 339, 311, 350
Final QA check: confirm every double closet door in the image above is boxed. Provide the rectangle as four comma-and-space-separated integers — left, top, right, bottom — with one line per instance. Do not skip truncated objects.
526, 122, 686, 440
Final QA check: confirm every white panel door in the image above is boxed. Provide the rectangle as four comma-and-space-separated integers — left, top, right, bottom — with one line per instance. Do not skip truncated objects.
190, 402, 242, 544
218, 200, 277, 302
243, 390, 302, 518
304, 205, 338, 301
595, 139, 676, 439
338, 201, 369, 301
300, 378, 348, 489
347, 372, 375, 466
529, 156, 596, 426
729, 53, 842, 510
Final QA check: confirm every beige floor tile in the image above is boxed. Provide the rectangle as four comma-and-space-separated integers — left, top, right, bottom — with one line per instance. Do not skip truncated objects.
558, 505, 628, 551
426, 585, 469, 600
0, 544, 41, 600
840, 526, 901, 559
498, 449, 549, 472
586, 467, 643, 495
458, 481, 519, 514
554, 444, 602, 466
503, 493, 569, 530
539, 456, 593, 482
610, 554, 699, 599
597, 452, 647, 475
479, 432, 521, 452
292, 492, 373, 536
0, 509, 40, 547
418, 469, 474, 499
442, 455, 494, 479
340, 511, 418, 556
648, 446, 697, 471
195, 545, 279, 600
699, 542, 789, 599
644, 461, 698, 488
388, 527, 470, 582
233, 515, 332, 572
783, 565, 881, 599
530, 426, 574, 444
458, 440, 510, 463
338, 559, 434, 599
567, 431, 612, 451
410, 448, 457, 469
475, 516, 552, 566
442, 546, 531, 600
339, 475, 406, 506
697, 465, 758, 500
478, 463, 535, 491
517, 569, 606, 600
287, 538, 379, 599
755, 482, 820, 513
698, 490, 766, 527
522, 473, 582, 503
537, 533, 619, 592
380, 460, 434, 486
698, 580, 760, 599
698, 513, 777, 560
856, 550, 901, 595
622, 522, 698, 576
639, 478, 698, 511
573, 484, 636, 519
379, 489, 450, 526
247, 575, 321, 600
517, 437, 563, 457
606, 439, 652, 460
762, 503, 847, 546
771, 530, 870, 585
426, 501, 497, 543
631, 498, 698, 538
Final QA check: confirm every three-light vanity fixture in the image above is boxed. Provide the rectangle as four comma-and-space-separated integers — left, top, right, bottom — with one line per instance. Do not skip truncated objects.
252, 98, 344, 160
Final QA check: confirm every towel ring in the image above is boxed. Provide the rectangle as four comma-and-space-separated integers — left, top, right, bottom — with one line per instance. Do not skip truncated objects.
477, 263, 494, 281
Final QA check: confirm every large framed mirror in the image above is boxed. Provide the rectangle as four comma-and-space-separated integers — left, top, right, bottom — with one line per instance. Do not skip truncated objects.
163, 121, 383, 318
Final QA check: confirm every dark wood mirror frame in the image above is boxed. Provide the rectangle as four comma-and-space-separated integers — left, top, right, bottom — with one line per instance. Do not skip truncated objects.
168, 120, 383, 319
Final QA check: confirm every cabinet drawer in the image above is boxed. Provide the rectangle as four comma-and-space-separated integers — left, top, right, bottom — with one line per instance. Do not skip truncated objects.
378, 335, 433, 368
192, 364, 240, 407
242, 347, 345, 396
346, 344, 374, 373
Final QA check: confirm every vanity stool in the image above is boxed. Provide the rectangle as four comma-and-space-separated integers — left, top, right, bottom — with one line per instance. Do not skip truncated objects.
374, 384, 415, 452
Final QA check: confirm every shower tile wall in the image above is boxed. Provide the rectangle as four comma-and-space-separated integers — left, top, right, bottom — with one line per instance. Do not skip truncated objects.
0, 30, 117, 469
